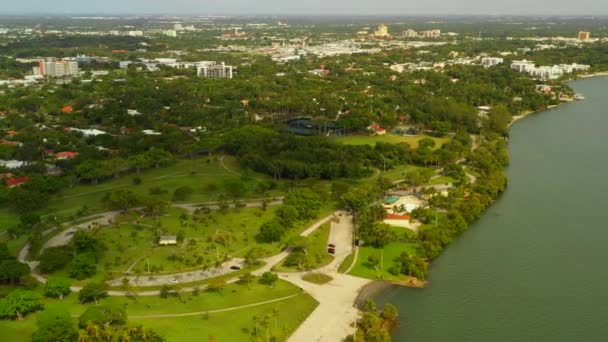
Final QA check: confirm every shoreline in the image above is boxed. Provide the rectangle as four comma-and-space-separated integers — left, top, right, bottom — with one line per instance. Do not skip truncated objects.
579, 71, 608, 79
509, 71, 608, 128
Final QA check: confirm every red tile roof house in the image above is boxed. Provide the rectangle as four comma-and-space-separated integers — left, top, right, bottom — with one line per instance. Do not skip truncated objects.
5, 176, 31, 188
383, 213, 412, 229
368, 123, 387, 136
54, 151, 80, 160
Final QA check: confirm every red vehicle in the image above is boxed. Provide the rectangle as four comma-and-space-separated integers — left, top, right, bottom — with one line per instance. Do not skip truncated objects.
327, 247, 336, 254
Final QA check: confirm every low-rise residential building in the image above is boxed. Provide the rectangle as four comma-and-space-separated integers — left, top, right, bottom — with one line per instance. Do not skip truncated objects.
511, 60, 590, 80
383, 213, 412, 229
481, 57, 504, 68
159, 235, 177, 246
54, 151, 79, 160
5, 176, 30, 188
162, 30, 177, 37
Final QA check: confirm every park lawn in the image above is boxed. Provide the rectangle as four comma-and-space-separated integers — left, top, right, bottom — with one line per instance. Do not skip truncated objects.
335, 134, 448, 149
0, 280, 316, 342
349, 241, 421, 282
377, 165, 424, 182
45, 157, 274, 222
274, 223, 333, 272
0, 314, 37, 342
102, 280, 301, 315
426, 176, 456, 186
131, 294, 318, 342
95, 206, 278, 275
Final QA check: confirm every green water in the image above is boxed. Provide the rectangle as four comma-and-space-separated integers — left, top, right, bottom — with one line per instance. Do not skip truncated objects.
374, 76, 608, 341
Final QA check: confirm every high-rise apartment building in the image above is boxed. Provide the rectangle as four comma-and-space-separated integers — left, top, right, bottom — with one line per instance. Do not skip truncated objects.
578, 31, 591, 41
33, 60, 79, 77
197, 62, 233, 79
374, 24, 389, 37
402, 29, 418, 38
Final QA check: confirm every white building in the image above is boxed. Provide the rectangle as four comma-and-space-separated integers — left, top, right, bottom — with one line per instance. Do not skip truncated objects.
33, 60, 79, 77
162, 30, 177, 37
421, 29, 441, 38
481, 57, 504, 68
174, 24, 183, 31
510, 60, 536, 73
127, 30, 143, 37
402, 29, 418, 38
511, 60, 590, 80
197, 62, 233, 79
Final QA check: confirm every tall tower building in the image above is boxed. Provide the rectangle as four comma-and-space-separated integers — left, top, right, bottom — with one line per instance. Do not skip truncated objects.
578, 31, 591, 41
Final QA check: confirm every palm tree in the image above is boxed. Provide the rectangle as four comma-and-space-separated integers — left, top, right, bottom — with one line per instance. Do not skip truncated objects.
101, 326, 114, 341
86, 322, 102, 340
78, 331, 89, 342
140, 328, 157, 341
119, 332, 133, 342
272, 308, 280, 333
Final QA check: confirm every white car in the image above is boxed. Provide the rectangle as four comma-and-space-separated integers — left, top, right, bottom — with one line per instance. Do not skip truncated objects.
169, 278, 179, 284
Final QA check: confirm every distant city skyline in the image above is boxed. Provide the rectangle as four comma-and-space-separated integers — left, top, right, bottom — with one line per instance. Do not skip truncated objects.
2, 0, 608, 16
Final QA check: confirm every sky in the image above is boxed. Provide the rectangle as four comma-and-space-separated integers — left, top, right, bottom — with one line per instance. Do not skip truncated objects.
2, 0, 608, 16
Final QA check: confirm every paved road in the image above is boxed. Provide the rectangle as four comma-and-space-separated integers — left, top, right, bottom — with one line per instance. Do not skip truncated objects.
277, 213, 373, 342
106, 258, 247, 287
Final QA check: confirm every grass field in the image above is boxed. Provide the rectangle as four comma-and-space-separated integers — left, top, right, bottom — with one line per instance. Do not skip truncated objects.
349, 241, 420, 282
301, 273, 333, 285
49, 157, 271, 219
0, 279, 317, 342
132, 294, 318, 342
275, 223, 333, 272
334, 134, 449, 149
0, 156, 273, 234
43, 202, 337, 284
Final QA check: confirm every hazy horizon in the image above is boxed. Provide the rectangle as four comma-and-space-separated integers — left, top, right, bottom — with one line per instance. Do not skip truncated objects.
2, 0, 608, 17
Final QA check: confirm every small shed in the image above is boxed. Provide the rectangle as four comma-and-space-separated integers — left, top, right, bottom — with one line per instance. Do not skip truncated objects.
159, 235, 177, 246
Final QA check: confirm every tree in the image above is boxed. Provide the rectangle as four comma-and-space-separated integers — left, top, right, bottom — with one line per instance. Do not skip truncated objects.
367, 254, 380, 271
259, 272, 278, 287
78, 304, 127, 328
171, 186, 193, 202
239, 272, 255, 289
284, 189, 321, 220
145, 149, 173, 168
244, 248, 264, 267
275, 205, 299, 228
39, 246, 73, 273
381, 303, 399, 321
159, 285, 172, 299
128, 154, 152, 174
78, 282, 108, 304
32, 309, 78, 342
142, 196, 168, 221
43, 278, 71, 300
0, 259, 29, 284
102, 189, 140, 210
257, 219, 286, 243
69, 252, 97, 280
0, 290, 43, 320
